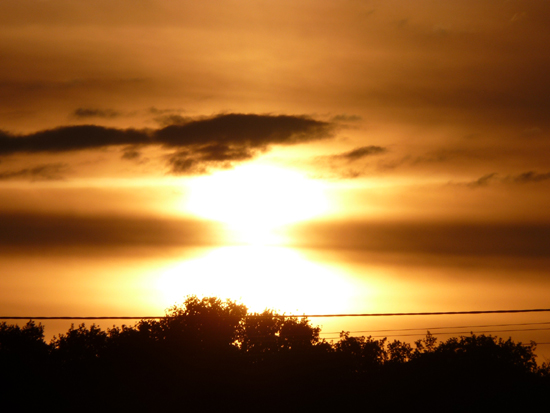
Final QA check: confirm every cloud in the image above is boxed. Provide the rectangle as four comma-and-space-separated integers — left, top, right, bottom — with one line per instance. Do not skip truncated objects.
120, 146, 144, 161
154, 114, 332, 148
157, 114, 333, 173
466, 172, 497, 188
330, 146, 387, 162
330, 114, 362, 123
168, 143, 255, 174
0, 126, 149, 154
511, 171, 550, 184
464, 171, 550, 187
411, 147, 489, 166
382, 139, 550, 179
0, 113, 334, 174
0, 212, 225, 254
314, 145, 388, 179
154, 114, 191, 127
0, 163, 68, 181
289, 220, 550, 260
72, 108, 122, 119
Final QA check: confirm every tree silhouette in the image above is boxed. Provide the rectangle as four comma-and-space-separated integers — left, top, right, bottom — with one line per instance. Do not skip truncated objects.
387, 339, 413, 363
412, 330, 438, 356
50, 323, 108, 365
334, 331, 387, 373
0, 321, 50, 408
241, 309, 282, 357
433, 333, 538, 374
137, 296, 248, 360
278, 316, 321, 352
0, 320, 48, 362
1, 297, 550, 410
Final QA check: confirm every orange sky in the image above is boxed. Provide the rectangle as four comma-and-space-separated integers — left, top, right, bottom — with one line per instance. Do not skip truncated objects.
1, 1, 549, 356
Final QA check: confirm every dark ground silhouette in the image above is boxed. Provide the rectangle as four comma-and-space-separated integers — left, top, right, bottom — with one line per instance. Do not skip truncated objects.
1, 296, 549, 412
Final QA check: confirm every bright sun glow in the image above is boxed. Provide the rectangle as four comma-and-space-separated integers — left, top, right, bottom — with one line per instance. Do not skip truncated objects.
155, 245, 354, 315
182, 164, 330, 244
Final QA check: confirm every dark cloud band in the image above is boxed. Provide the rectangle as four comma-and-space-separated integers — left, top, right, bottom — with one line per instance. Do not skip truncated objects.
156, 114, 331, 148
0, 113, 333, 174
0, 125, 149, 154
289, 220, 550, 259
0, 163, 68, 181
0, 213, 224, 252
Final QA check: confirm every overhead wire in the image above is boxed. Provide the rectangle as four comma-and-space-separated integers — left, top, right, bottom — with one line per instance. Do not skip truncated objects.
321, 327, 550, 340
322, 321, 550, 335
4, 310, 550, 345
2, 307, 550, 320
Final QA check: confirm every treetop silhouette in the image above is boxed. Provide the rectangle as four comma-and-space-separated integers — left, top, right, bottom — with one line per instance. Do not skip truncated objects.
1, 296, 549, 410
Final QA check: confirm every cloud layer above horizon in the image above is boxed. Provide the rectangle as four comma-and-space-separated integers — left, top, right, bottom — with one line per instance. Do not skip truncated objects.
1, 1, 550, 323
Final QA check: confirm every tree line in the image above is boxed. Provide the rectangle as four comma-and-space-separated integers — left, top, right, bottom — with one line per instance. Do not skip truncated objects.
2, 296, 549, 411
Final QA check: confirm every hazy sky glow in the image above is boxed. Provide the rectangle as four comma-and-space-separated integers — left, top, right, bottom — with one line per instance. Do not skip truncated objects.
1, 1, 549, 355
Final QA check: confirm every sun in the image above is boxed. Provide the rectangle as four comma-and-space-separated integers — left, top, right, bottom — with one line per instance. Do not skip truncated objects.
182, 163, 330, 244
155, 245, 354, 315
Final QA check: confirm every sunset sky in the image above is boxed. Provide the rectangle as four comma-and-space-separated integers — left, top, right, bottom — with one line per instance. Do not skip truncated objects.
1, 1, 549, 354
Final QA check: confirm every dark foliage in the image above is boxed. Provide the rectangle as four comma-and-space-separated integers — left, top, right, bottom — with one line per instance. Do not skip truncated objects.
1, 297, 549, 411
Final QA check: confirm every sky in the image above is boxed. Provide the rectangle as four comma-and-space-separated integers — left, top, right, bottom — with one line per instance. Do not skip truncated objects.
1, 1, 549, 355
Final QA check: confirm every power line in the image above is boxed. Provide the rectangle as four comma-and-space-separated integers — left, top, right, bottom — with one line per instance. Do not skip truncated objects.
322, 327, 550, 340
288, 309, 550, 318
0, 316, 159, 320
2, 308, 550, 320
323, 321, 550, 335
243, 322, 550, 341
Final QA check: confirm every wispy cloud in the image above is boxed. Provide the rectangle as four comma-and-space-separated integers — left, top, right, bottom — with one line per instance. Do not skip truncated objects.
466, 172, 498, 188
72, 108, 122, 119
329, 146, 387, 162
330, 114, 362, 123
464, 171, 550, 187
510, 171, 550, 184
314, 145, 388, 179
0, 163, 68, 181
